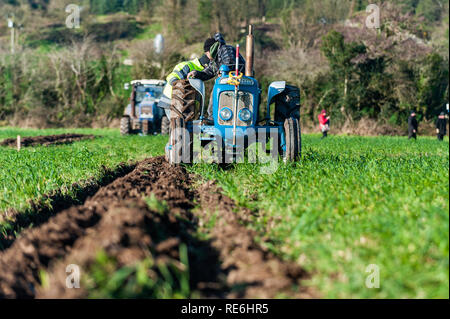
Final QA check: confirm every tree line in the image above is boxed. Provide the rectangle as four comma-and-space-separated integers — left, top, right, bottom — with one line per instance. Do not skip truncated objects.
0, 0, 448, 132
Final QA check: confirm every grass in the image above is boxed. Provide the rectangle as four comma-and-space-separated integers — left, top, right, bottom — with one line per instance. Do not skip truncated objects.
145, 194, 169, 215
0, 127, 166, 214
84, 246, 193, 299
188, 134, 449, 298
1, 127, 448, 298
134, 23, 163, 40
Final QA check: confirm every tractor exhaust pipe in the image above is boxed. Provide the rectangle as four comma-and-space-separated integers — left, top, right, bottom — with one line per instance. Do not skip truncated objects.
245, 25, 254, 77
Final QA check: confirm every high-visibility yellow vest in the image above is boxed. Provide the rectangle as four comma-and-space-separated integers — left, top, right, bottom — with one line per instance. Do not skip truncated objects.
163, 58, 205, 98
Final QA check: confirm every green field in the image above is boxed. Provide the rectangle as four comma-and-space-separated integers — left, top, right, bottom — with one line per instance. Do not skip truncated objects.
0, 128, 166, 213
189, 135, 449, 298
0, 127, 448, 298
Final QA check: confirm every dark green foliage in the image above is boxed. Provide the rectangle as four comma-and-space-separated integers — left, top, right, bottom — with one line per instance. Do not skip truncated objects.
4, 0, 20, 5
321, 31, 366, 77
266, 0, 287, 13
26, 20, 143, 47
87, 20, 144, 42
417, 53, 449, 117
0, 66, 13, 120
410, 0, 442, 22
89, 0, 155, 14
26, 27, 83, 47
27, 0, 49, 10
315, 30, 449, 125
0, 0, 447, 129
0, 48, 132, 126
2, 0, 49, 9
320, 31, 382, 118
198, 0, 213, 25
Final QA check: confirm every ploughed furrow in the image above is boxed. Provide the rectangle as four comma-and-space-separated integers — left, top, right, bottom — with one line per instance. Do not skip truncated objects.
0, 157, 312, 299
36, 199, 211, 298
0, 133, 96, 148
0, 163, 135, 251
196, 181, 315, 298
0, 157, 196, 298
36, 158, 222, 298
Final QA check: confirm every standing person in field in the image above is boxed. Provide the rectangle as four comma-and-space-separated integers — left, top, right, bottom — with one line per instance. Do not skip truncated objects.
318, 109, 330, 139
408, 111, 418, 140
436, 112, 448, 141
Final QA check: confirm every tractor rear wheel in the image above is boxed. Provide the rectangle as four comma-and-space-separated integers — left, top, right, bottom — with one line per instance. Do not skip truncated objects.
120, 116, 131, 135
168, 117, 192, 164
170, 80, 201, 121
284, 117, 301, 162
161, 116, 170, 135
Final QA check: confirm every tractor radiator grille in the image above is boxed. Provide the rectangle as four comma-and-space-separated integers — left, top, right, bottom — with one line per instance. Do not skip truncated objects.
218, 91, 253, 126
140, 106, 153, 118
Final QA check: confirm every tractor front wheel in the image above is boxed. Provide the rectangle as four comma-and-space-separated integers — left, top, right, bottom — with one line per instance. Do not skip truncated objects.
283, 117, 301, 162
120, 116, 131, 135
161, 116, 170, 135
168, 118, 192, 164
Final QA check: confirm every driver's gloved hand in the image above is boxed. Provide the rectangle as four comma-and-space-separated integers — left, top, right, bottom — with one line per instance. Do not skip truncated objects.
187, 70, 198, 79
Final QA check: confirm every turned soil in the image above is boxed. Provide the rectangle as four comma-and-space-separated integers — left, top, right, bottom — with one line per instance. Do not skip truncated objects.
0, 157, 314, 299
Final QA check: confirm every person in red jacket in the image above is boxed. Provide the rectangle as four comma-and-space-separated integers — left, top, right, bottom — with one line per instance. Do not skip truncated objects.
318, 109, 330, 139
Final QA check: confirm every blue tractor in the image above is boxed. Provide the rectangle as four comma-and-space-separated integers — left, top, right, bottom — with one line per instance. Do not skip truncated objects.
120, 79, 170, 135
166, 27, 301, 164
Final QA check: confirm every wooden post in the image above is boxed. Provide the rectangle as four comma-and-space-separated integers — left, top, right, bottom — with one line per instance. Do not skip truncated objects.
245, 25, 254, 77
17, 135, 21, 151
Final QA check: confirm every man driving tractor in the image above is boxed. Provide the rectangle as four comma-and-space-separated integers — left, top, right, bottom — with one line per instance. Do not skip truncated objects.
188, 33, 246, 81
188, 33, 246, 119
158, 45, 211, 118
161, 33, 246, 121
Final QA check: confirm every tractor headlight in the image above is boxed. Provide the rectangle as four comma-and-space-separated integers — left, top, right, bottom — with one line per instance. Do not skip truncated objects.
238, 108, 252, 122
219, 107, 233, 121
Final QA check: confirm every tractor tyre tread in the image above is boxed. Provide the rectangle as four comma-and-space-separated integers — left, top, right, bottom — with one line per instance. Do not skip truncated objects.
161, 116, 170, 135
284, 117, 301, 162
120, 116, 131, 135
170, 80, 201, 122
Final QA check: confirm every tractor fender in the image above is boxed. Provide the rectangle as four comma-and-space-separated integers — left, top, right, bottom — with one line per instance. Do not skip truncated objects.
266, 81, 286, 121
188, 78, 205, 109
267, 81, 286, 107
